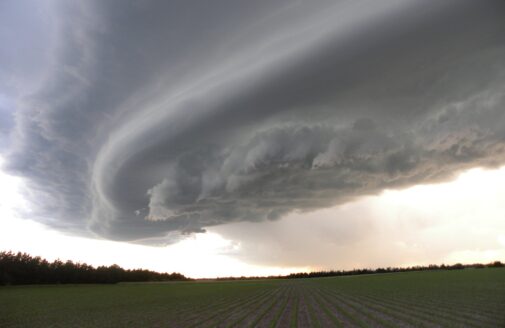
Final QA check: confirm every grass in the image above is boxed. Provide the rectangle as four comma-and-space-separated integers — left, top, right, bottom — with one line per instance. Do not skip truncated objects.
0, 280, 278, 328
0, 268, 503, 327
305, 293, 322, 328
269, 287, 291, 327
290, 292, 299, 327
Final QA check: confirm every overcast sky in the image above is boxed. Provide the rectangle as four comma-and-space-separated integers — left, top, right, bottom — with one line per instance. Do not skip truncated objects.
1, 0, 504, 277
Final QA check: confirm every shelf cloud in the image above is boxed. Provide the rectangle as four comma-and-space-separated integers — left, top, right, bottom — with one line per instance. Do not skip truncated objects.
2, 0, 505, 243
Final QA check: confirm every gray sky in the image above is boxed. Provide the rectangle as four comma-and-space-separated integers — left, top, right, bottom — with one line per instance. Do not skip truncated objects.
1, 0, 505, 259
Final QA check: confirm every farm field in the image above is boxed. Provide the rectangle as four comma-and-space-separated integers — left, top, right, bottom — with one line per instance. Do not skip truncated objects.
1, 268, 504, 327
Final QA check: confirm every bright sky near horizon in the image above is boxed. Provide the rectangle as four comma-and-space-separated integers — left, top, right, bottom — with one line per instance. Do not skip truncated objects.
1, 156, 504, 278
1, 0, 504, 278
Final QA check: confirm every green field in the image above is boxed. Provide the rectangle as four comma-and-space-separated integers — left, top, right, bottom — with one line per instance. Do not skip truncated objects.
1, 268, 504, 327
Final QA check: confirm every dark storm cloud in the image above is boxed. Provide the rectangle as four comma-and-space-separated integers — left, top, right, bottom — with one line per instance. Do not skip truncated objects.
2, 0, 505, 242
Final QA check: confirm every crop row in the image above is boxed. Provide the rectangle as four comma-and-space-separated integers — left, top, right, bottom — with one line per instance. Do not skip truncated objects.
162, 281, 503, 327
2, 269, 503, 327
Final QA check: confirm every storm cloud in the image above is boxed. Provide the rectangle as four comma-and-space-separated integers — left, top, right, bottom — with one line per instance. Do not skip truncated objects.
2, 0, 505, 243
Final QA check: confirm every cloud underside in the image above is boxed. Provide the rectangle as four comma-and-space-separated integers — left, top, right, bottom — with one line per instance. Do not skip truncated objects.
4, 0, 505, 243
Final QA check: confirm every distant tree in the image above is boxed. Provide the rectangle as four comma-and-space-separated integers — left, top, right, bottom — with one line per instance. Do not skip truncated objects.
279, 260, 504, 280
488, 261, 504, 268
0, 251, 190, 285
449, 263, 464, 270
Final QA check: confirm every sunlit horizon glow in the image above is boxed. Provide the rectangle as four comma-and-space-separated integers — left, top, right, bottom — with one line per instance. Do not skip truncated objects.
2, 157, 504, 278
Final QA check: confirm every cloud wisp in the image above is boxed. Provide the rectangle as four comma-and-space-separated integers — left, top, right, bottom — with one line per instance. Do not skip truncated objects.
2, 0, 505, 243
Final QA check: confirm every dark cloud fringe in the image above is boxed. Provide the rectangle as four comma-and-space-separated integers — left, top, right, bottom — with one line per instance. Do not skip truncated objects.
3, 0, 505, 243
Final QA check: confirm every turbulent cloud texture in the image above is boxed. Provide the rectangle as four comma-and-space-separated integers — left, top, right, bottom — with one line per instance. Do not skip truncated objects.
2, 0, 505, 242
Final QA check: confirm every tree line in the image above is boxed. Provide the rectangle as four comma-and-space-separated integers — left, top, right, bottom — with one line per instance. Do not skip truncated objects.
282, 261, 504, 279
214, 261, 504, 281
0, 251, 190, 285
1, 250, 503, 285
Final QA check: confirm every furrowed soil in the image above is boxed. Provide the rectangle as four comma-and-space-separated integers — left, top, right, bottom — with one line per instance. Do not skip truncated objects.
1, 268, 504, 327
